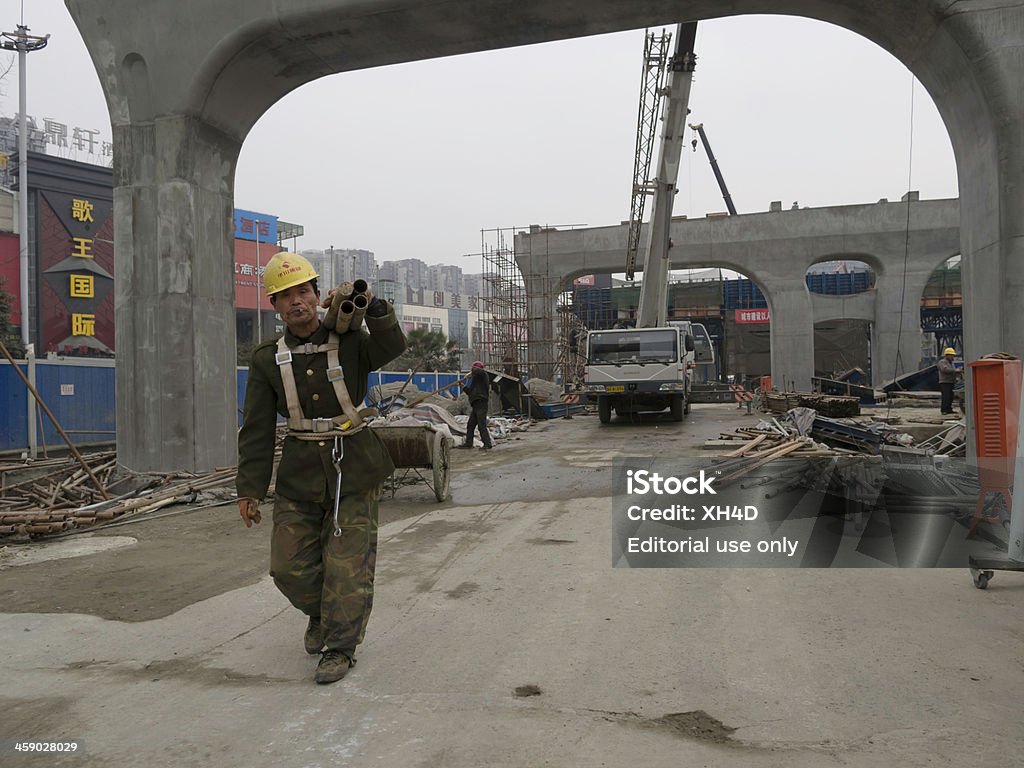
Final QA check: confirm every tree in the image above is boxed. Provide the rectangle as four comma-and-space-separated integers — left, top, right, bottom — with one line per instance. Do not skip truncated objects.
0, 275, 25, 358
390, 328, 461, 372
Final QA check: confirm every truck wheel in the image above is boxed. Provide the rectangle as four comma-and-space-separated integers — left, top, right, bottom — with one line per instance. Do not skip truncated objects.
598, 396, 612, 424
670, 395, 683, 421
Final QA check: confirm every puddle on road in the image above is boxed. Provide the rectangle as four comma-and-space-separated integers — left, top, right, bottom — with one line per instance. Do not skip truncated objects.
514, 684, 542, 697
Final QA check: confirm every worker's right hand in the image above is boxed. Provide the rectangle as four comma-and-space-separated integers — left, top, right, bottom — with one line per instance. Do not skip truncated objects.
238, 497, 262, 527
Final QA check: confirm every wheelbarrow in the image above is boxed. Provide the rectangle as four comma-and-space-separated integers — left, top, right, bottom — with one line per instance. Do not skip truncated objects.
372, 424, 453, 502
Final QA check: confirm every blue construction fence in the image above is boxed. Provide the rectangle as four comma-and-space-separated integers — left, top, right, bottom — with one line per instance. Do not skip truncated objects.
2, 360, 465, 454
1, 358, 117, 454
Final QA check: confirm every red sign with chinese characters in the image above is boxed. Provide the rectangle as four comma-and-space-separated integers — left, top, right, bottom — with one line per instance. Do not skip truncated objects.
0, 232, 19, 323
734, 308, 770, 324
234, 239, 281, 311
38, 190, 115, 355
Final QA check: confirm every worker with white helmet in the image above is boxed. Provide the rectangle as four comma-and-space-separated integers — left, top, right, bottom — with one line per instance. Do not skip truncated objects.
936, 346, 962, 415
236, 252, 406, 684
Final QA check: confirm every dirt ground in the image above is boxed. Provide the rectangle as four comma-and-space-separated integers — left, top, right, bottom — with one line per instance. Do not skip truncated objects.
4, 401, 1019, 768
0, 401, 963, 622
0, 401, 754, 619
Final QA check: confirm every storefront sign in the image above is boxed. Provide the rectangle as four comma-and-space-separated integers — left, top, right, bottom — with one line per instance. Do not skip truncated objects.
734, 308, 770, 324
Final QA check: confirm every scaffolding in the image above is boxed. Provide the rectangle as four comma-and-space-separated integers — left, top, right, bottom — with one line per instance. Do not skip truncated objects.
557, 289, 589, 387
479, 227, 527, 373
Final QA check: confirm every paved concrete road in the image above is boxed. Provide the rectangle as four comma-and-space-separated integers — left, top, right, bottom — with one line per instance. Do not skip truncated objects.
1, 404, 1021, 767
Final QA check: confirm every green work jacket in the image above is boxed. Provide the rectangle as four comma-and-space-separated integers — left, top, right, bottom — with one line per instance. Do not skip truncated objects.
236, 308, 406, 502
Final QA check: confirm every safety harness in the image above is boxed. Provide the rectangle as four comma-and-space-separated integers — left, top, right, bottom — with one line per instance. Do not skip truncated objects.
274, 334, 375, 439
274, 333, 375, 537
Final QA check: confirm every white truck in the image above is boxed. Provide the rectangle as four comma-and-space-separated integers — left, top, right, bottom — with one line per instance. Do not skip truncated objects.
584, 321, 714, 423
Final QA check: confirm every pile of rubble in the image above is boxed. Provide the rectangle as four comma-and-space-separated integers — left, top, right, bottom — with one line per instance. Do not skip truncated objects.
369, 380, 464, 414
371, 401, 535, 448
706, 399, 969, 492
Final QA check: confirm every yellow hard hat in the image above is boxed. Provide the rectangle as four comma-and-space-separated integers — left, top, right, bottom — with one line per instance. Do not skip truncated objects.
943, 347, 956, 356
264, 252, 319, 296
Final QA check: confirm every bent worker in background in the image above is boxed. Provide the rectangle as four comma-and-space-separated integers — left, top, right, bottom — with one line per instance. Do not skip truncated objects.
236, 252, 406, 684
458, 360, 494, 450
937, 346, 962, 415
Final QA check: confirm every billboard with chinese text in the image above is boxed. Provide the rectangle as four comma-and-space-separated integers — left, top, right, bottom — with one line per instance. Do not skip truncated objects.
235, 238, 282, 311
735, 308, 771, 324
233, 209, 278, 244
38, 190, 115, 355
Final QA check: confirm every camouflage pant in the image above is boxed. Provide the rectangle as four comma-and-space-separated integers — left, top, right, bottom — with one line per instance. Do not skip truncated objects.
270, 487, 379, 653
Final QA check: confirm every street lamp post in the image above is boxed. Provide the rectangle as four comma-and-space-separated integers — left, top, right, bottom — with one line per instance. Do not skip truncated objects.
0, 24, 49, 348
254, 223, 262, 343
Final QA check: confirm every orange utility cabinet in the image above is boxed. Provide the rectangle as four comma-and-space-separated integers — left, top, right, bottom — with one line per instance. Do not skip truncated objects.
967, 358, 1022, 534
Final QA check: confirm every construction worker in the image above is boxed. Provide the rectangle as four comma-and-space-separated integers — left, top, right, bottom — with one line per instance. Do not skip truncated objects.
937, 346, 962, 415
457, 360, 494, 449
236, 252, 406, 684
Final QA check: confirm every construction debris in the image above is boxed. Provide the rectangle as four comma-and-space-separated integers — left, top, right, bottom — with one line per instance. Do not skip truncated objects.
0, 451, 238, 540
707, 406, 921, 456
368, 380, 462, 414
812, 375, 878, 404
525, 378, 563, 404
374, 402, 535, 447
0, 450, 118, 513
764, 391, 861, 418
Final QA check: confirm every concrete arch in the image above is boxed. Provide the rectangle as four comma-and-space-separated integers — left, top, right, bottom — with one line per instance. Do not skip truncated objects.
67, 0, 1016, 470
517, 198, 959, 386
811, 292, 876, 324
806, 254, 878, 289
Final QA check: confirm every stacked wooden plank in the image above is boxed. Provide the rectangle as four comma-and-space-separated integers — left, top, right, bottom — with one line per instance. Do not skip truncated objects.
763, 391, 860, 417
703, 419, 863, 487
764, 392, 803, 413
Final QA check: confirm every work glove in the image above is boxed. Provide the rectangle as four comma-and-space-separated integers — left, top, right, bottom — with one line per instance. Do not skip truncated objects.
238, 497, 261, 527
366, 295, 390, 318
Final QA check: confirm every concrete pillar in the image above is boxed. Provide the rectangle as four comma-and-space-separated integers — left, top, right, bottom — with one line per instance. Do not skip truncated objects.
114, 116, 240, 472
872, 271, 931, 386
764, 283, 815, 391
522, 273, 562, 381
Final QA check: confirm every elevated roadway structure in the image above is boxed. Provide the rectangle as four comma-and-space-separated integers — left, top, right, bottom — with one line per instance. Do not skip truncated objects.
66, 0, 1024, 470
516, 196, 960, 388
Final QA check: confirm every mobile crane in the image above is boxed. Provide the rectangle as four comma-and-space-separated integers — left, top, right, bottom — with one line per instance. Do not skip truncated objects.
584, 22, 715, 424
689, 122, 737, 216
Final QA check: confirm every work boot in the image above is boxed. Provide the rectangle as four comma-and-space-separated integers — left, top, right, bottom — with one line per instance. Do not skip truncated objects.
315, 650, 355, 685
455, 443, 473, 450
480, 444, 493, 450
304, 616, 323, 655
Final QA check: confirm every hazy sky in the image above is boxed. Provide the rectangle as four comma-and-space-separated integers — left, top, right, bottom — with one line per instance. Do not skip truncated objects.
5, 1, 958, 269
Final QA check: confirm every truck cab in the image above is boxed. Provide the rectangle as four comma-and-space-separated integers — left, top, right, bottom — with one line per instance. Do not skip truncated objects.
584, 322, 714, 423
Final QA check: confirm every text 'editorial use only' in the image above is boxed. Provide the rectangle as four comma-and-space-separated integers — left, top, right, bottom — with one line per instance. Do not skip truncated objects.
611, 457, 995, 568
